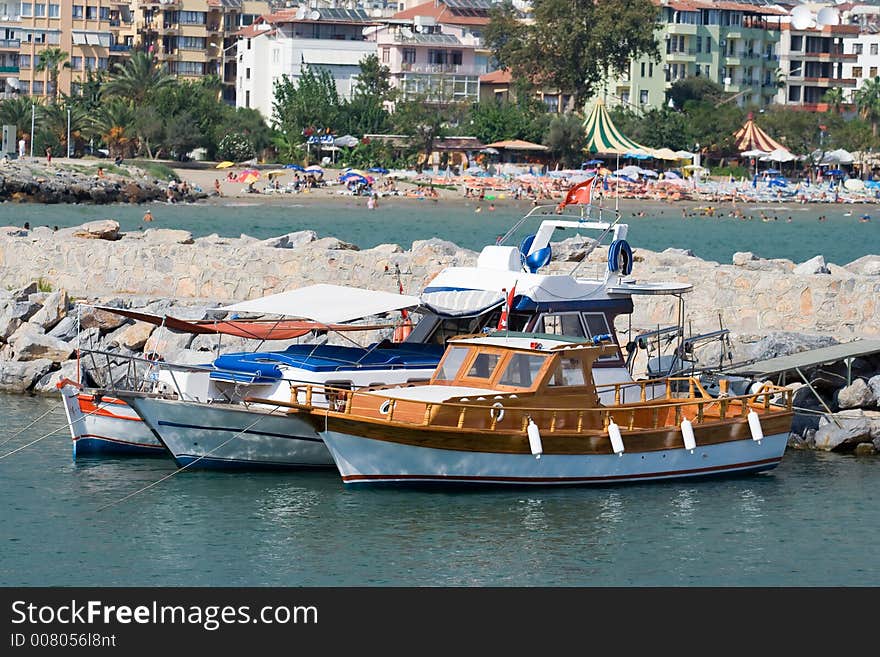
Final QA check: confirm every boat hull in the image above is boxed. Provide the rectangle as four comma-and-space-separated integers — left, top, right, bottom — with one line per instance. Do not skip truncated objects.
321, 429, 789, 486
123, 395, 333, 470
59, 384, 166, 458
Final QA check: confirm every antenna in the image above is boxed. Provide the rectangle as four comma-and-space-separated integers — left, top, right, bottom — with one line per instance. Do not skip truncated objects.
790, 5, 814, 31
816, 7, 840, 26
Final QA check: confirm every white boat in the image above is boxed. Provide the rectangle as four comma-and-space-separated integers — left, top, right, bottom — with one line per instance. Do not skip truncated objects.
283, 334, 795, 487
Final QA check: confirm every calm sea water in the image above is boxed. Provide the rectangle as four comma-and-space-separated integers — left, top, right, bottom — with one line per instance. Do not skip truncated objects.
1, 196, 878, 266
2, 198, 879, 587
1, 392, 879, 587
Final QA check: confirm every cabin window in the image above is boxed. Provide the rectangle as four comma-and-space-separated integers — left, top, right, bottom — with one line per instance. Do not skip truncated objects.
436, 346, 469, 380
497, 353, 547, 387
550, 358, 586, 386
581, 313, 610, 338
538, 313, 585, 338
467, 352, 501, 379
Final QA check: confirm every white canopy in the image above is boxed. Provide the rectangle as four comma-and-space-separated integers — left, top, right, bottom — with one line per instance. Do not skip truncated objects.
221, 284, 421, 324
741, 149, 770, 158
761, 147, 797, 163
816, 148, 854, 165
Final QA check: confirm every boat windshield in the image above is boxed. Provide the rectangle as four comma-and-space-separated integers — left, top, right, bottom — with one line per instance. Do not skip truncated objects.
436, 346, 470, 381
466, 352, 501, 379
497, 353, 548, 387
549, 357, 586, 386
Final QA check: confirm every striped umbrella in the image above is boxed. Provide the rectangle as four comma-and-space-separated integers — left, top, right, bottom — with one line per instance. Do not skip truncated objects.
582, 99, 653, 155
733, 113, 789, 154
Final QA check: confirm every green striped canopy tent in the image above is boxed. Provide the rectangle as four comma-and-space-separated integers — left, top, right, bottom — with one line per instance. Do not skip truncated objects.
583, 99, 653, 156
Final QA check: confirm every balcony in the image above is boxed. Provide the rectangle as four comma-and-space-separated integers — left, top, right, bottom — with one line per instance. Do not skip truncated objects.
667, 23, 697, 35
399, 63, 484, 75
667, 50, 695, 61
803, 77, 856, 86
802, 51, 857, 61
0, 65, 19, 73
0, 38, 19, 49
109, 44, 132, 52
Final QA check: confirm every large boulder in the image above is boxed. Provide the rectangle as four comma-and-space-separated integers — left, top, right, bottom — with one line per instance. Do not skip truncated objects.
47, 315, 78, 341
9, 323, 74, 362
28, 290, 69, 331
814, 410, 874, 451
260, 230, 317, 249
836, 378, 875, 410
793, 255, 831, 276
77, 306, 128, 332
33, 360, 80, 394
0, 358, 53, 392
141, 228, 195, 245
72, 219, 120, 240
105, 321, 155, 351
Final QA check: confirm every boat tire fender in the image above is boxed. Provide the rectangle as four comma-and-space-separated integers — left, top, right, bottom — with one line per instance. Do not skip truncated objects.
490, 402, 504, 423
608, 239, 633, 275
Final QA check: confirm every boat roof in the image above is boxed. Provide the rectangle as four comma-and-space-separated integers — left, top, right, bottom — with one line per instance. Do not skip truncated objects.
448, 332, 588, 352
728, 338, 880, 378
368, 385, 507, 403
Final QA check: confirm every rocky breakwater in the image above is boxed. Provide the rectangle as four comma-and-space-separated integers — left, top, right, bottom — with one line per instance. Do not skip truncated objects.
1, 222, 879, 453
0, 159, 207, 204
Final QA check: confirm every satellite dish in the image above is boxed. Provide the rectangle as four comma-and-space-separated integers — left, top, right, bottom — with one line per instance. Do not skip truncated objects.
414, 24, 423, 33
371, 8, 382, 17
817, 7, 840, 26
791, 5, 814, 31
6, 77, 19, 89
309, 10, 320, 20
295, 6, 306, 19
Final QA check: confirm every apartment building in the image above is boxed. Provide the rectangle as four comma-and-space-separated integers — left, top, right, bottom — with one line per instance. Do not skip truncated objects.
598, 0, 784, 112
375, 0, 492, 104
0, 0, 267, 102
776, 7, 859, 109
235, 7, 379, 118
840, 3, 880, 101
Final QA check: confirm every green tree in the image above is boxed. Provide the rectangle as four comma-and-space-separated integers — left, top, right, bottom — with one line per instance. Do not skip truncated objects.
35, 47, 70, 105
855, 77, 880, 137
391, 98, 451, 170
104, 51, 174, 105
88, 98, 138, 158
353, 54, 394, 100
544, 113, 588, 168
272, 66, 341, 136
667, 76, 729, 110
465, 95, 548, 145
485, 0, 660, 107
822, 87, 845, 115
0, 96, 39, 140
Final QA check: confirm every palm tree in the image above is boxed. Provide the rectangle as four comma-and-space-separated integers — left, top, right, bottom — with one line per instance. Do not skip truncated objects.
854, 76, 880, 137
103, 51, 174, 105
822, 86, 845, 114
0, 96, 41, 139
34, 47, 70, 104
87, 97, 137, 158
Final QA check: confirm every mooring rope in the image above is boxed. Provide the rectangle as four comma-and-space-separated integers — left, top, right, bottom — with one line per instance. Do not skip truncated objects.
0, 404, 65, 449
96, 403, 286, 512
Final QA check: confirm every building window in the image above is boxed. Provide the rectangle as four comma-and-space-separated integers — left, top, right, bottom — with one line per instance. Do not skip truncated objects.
873, 44, 879, 56
789, 61, 802, 77
872, 66, 878, 78
179, 36, 206, 50
48, 3, 58, 17
99, 6, 109, 20
853, 66, 863, 78
72, 5, 83, 18
853, 43, 863, 55
381, 46, 389, 64
246, 38, 251, 50
32, 80, 43, 94
788, 85, 801, 102
402, 48, 415, 64
791, 35, 803, 52
696, 36, 702, 53
19, 54, 29, 68
20, 3, 32, 17
640, 61, 645, 77
86, 6, 96, 19
706, 38, 711, 54
85, 56, 96, 70
640, 89, 648, 105
245, 89, 250, 108
98, 57, 107, 69
245, 67, 250, 79
34, 3, 45, 17
70, 56, 82, 69
649, 62, 653, 77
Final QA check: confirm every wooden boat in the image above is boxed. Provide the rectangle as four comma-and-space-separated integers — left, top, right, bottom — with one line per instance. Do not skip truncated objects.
271, 333, 795, 487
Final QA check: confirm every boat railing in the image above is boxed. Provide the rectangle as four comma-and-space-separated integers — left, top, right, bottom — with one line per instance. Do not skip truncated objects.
274, 378, 794, 435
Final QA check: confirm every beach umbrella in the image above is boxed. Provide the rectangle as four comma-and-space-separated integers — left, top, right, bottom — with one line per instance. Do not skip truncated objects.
235, 170, 260, 183
740, 149, 769, 158
305, 165, 324, 175
285, 163, 306, 172
825, 169, 845, 176
266, 170, 288, 179
582, 159, 603, 167
368, 167, 389, 174
215, 161, 235, 169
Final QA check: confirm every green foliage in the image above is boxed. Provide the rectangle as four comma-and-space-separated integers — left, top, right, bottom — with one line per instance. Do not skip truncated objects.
710, 164, 748, 179
465, 98, 548, 144
217, 133, 255, 162
34, 47, 70, 105
485, 0, 660, 106
667, 77, 729, 110
104, 52, 175, 105
544, 113, 588, 168
353, 54, 394, 101
128, 160, 179, 181
36, 277, 53, 293
0, 96, 39, 140
390, 98, 462, 169
855, 76, 880, 136
272, 67, 341, 137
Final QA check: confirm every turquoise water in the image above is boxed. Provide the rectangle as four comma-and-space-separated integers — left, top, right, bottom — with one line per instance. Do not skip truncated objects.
1, 197, 878, 265
1, 393, 880, 586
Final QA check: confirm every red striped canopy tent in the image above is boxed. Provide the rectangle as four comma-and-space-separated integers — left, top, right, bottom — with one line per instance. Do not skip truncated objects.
733, 113, 790, 155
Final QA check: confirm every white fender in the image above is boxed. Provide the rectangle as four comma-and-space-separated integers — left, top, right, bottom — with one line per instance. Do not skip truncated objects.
748, 410, 763, 443
527, 418, 543, 459
681, 418, 696, 452
608, 419, 624, 455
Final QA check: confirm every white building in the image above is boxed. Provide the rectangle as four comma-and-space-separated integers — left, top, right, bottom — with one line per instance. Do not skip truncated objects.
236, 7, 379, 120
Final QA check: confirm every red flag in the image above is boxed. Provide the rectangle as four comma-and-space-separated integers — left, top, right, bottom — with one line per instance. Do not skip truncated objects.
497, 283, 516, 330
556, 177, 597, 212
